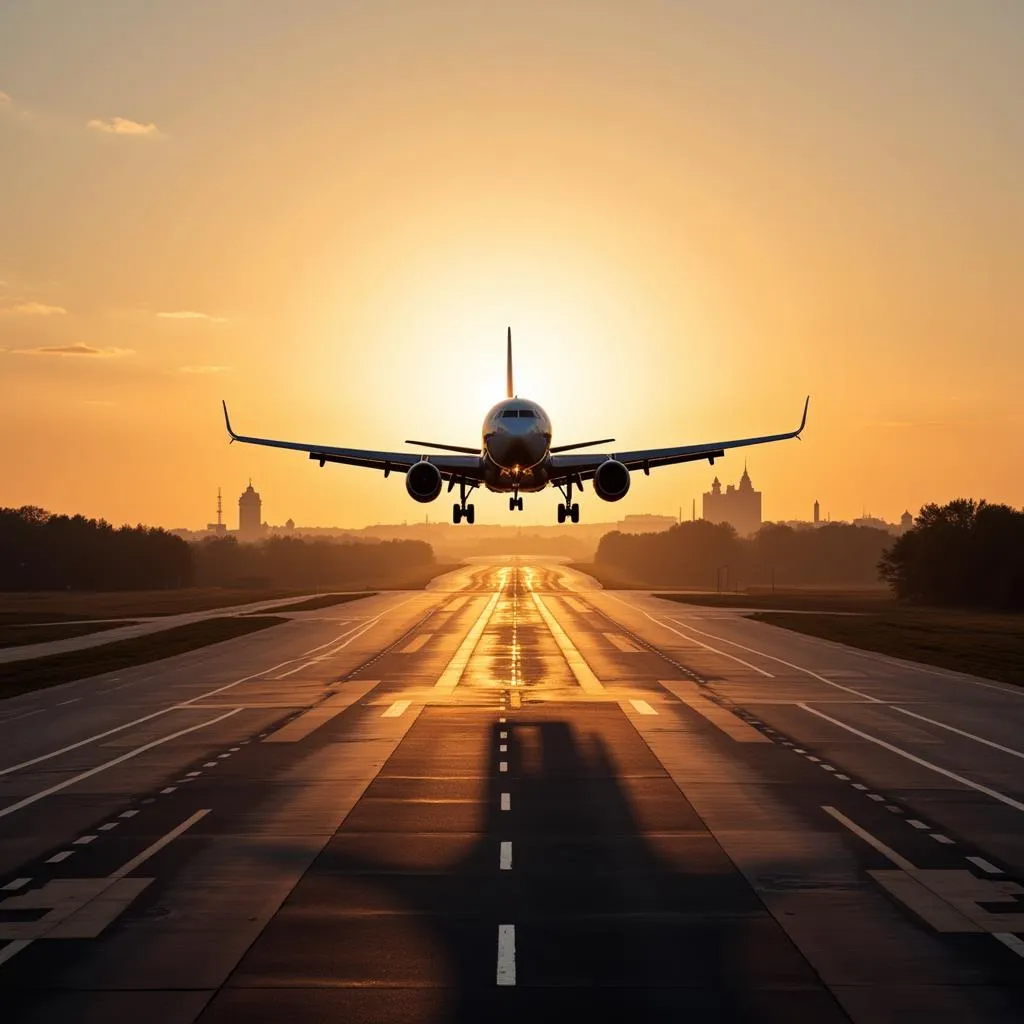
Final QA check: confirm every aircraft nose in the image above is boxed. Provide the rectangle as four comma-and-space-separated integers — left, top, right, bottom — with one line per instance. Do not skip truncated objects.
489, 428, 546, 470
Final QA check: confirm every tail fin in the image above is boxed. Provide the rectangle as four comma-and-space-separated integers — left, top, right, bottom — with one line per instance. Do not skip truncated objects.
506, 326, 514, 398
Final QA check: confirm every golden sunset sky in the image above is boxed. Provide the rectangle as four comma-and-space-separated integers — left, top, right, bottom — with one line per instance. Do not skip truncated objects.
2, 2, 1022, 529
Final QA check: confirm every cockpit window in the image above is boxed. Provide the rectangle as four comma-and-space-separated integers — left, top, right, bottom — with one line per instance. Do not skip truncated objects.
518, 409, 536, 418
501, 410, 518, 418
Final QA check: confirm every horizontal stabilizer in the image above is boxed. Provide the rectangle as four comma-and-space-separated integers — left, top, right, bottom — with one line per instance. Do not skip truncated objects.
406, 439, 481, 455
550, 438, 615, 454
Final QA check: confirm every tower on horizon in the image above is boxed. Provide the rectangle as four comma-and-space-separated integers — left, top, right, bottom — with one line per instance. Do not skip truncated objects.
238, 480, 264, 542
702, 466, 762, 537
813, 499, 820, 525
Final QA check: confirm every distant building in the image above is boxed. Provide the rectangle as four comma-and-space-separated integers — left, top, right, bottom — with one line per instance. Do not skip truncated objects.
702, 467, 762, 537
238, 480, 264, 542
617, 514, 677, 533
852, 514, 891, 532
900, 510, 913, 534
813, 499, 820, 526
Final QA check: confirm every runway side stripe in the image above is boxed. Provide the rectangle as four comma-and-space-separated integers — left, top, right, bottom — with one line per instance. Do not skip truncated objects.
802, 704, 1024, 814
434, 590, 502, 694
0, 710, 241, 821
532, 594, 604, 694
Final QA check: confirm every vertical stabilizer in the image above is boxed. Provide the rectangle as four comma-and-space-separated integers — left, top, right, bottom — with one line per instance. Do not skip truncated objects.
506, 326, 514, 398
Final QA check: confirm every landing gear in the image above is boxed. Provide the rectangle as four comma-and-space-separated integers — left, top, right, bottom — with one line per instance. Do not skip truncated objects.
555, 476, 581, 524
509, 495, 524, 512
451, 477, 476, 524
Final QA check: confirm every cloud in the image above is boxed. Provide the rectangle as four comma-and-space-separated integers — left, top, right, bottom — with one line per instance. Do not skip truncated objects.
7, 344, 132, 357
0, 301, 66, 316
87, 116, 161, 137
157, 310, 227, 322
178, 364, 232, 374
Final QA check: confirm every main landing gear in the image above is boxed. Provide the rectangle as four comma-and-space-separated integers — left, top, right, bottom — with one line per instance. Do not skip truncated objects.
509, 495, 524, 512
555, 477, 581, 524
451, 477, 476, 524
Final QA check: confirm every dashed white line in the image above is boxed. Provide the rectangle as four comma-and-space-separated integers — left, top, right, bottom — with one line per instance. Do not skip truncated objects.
806, 755, 821, 763
500, 793, 511, 811
218, 753, 231, 759
800, 703, 1024, 815
885, 805, 903, 814
907, 819, 929, 830
867, 794, 885, 802
835, 774, 850, 781
118, 809, 138, 819
499, 717, 506, 724
852, 783, 868, 791
160, 787, 177, 795
500, 841, 512, 870
72, 835, 97, 845
499, 744, 507, 752
931, 834, 955, 845
1, 878, 30, 891
229, 747, 240, 752
499, 761, 508, 773
186, 772, 201, 778
496, 924, 516, 985
203, 762, 218, 768
967, 856, 1002, 874
45, 851, 73, 864
821, 765, 836, 772
500, 731, 508, 739
56, 699, 80, 706
99, 823, 118, 831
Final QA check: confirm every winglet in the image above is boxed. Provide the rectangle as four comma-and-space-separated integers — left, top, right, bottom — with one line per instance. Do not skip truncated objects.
506, 327, 514, 399
796, 396, 810, 437
222, 399, 238, 442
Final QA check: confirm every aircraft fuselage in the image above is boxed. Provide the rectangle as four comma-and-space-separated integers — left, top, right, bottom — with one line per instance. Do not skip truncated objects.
480, 398, 553, 493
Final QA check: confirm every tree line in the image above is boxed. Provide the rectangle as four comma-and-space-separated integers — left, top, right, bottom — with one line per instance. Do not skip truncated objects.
596, 519, 892, 589
0, 507, 434, 591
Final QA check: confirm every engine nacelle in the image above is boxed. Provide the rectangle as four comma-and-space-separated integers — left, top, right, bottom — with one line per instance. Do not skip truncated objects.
405, 461, 443, 503
592, 459, 631, 502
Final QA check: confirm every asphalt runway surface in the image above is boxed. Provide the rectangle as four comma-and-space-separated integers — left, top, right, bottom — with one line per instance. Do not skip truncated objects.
1, 559, 1023, 1022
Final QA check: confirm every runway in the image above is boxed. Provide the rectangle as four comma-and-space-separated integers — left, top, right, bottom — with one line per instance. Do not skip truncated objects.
1, 559, 1023, 1022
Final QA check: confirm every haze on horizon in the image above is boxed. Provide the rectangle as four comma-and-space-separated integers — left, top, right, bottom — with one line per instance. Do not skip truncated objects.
1, 1, 1022, 531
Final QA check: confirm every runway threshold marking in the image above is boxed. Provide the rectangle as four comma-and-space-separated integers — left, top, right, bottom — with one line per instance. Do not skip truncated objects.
382, 700, 411, 718
531, 594, 605, 694
628, 699, 658, 716
399, 634, 432, 654
263, 680, 379, 742
434, 589, 502, 694
0, 710, 240, 821
800, 703, 1024, 814
496, 924, 516, 985
823, 805, 1024, 945
604, 632, 642, 653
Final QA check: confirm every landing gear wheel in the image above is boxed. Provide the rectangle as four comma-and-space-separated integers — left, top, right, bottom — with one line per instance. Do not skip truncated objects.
570, 503, 580, 524
452, 504, 463, 524
557, 504, 567, 524
464, 503, 475, 525
509, 496, 524, 512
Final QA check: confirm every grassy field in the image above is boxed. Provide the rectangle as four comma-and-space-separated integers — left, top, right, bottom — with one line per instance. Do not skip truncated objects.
0, 620, 135, 649
655, 589, 896, 613
752, 609, 1024, 689
0, 615, 287, 700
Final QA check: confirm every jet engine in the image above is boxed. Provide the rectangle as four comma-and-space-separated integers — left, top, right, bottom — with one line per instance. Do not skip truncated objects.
405, 461, 443, 503
592, 459, 631, 502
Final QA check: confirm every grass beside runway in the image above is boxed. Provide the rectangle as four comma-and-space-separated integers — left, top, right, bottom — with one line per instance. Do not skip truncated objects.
0, 620, 137, 649
655, 589, 896, 612
0, 615, 288, 700
751, 609, 1024, 688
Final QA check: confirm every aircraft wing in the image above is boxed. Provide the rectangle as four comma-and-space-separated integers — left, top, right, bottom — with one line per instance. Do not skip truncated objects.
550, 397, 809, 481
222, 402, 485, 479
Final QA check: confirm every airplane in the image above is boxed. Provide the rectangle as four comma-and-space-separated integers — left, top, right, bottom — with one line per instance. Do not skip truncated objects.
221, 329, 809, 525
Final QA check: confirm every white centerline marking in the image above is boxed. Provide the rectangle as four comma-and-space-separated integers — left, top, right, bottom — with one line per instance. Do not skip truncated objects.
629, 699, 657, 716
72, 835, 97, 846
496, 924, 516, 985
908, 819, 929, 830
185, 772, 201, 778
500, 731, 507, 739
382, 700, 411, 718
499, 761, 508, 773
0, 710, 240, 823
45, 851, 73, 864
500, 793, 510, 811
835, 774, 850, 781
499, 717, 506, 724
118, 810, 138, 819
160, 787, 177, 795
499, 744, 507, 752
799, 703, 1024, 814
500, 841, 512, 870
1, 878, 30, 891
967, 856, 1002, 874
203, 762, 217, 768
868, 794, 885, 802
852, 783, 868, 791
99, 823, 118, 831
931, 834, 954, 845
